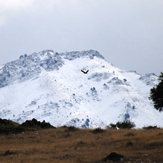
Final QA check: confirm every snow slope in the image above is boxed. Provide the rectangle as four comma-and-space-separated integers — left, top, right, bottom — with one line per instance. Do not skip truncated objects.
0, 50, 162, 128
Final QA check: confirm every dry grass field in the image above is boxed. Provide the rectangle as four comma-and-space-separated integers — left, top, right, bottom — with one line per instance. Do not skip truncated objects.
0, 127, 163, 163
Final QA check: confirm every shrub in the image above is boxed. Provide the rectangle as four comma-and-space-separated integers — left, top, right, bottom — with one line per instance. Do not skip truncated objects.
0, 118, 55, 135
92, 128, 105, 134
65, 126, 78, 132
20, 118, 55, 129
60, 125, 68, 128
107, 120, 135, 129
106, 123, 117, 129
0, 118, 22, 134
0, 118, 18, 127
116, 120, 135, 129
143, 126, 159, 129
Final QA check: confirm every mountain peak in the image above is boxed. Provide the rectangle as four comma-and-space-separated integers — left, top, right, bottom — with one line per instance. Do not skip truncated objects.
0, 50, 104, 88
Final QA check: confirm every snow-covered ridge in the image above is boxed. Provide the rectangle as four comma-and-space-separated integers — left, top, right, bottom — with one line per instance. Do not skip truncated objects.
0, 50, 162, 128
0, 50, 102, 88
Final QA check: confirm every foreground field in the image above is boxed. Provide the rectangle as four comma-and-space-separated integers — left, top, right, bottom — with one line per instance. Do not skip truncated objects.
0, 127, 163, 163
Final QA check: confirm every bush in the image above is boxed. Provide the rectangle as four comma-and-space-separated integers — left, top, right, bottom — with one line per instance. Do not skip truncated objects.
65, 126, 78, 132
20, 118, 55, 129
0, 125, 26, 135
107, 120, 135, 129
0, 118, 22, 134
143, 126, 159, 129
0, 118, 19, 127
92, 128, 105, 134
106, 123, 117, 129
116, 120, 135, 129
0, 118, 55, 135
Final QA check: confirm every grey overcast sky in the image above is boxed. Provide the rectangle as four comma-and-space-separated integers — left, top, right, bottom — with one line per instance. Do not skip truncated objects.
0, 0, 163, 75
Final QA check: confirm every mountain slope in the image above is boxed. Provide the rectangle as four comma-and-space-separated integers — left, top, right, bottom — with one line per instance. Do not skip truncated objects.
0, 50, 162, 128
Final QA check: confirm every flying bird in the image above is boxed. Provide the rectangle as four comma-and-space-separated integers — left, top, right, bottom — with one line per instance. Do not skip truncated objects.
81, 70, 89, 74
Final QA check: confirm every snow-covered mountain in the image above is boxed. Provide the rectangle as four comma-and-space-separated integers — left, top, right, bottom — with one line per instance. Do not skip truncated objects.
0, 50, 162, 128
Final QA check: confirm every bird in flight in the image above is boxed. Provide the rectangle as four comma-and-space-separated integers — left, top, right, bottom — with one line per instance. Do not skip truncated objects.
81, 70, 89, 74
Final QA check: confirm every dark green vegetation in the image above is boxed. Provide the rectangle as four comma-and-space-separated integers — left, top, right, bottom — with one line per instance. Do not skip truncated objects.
0, 118, 54, 134
107, 120, 135, 129
150, 72, 163, 111
0, 119, 163, 163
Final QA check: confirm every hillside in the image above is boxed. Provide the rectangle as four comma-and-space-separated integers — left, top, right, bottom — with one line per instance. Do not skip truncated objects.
0, 50, 162, 128
0, 127, 163, 163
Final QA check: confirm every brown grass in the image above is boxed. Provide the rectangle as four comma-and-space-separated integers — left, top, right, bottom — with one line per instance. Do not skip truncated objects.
0, 128, 163, 163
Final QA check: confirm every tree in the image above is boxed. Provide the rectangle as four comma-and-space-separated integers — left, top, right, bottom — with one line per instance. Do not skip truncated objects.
150, 72, 163, 111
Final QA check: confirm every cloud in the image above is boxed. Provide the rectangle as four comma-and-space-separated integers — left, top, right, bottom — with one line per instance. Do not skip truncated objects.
0, 0, 34, 10
0, 0, 163, 74
0, 0, 85, 25
0, 0, 35, 25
